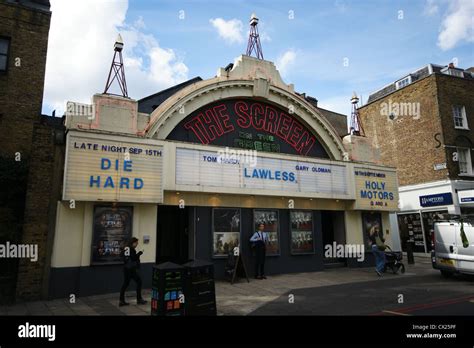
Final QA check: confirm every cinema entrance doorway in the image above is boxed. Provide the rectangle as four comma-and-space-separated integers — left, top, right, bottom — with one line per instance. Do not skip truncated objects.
321, 210, 346, 267
156, 205, 192, 264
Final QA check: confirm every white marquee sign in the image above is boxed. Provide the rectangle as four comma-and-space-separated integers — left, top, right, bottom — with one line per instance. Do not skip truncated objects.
175, 148, 349, 197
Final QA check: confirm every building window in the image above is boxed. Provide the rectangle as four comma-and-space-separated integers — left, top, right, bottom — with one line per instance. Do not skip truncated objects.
395, 76, 411, 89
453, 105, 468, 129
0, 37, 10, 73
441, 65, 464, 77
448, 69, 463, 77
457, 147, 472, 175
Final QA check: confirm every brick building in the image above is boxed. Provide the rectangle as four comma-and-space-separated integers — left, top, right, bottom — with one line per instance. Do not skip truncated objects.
0, 0, 64, 302
359, 63, 474, 254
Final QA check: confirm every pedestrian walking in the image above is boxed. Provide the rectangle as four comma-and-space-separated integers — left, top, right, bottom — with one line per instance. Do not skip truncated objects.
369, 227, 386, 277
119, 237, 147, 306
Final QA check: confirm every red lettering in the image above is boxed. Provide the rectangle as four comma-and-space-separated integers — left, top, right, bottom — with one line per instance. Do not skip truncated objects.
202, 110, 223, 141
181, 99, 320, 157
251, 103, 265, 130
184, 116, 211, 144
288, 120, 303, 147
235, 101, 252, 128
296, 130, 316, 155
276, 112, 292, 139
264, 106, 279, 134
213, 104, 234, 134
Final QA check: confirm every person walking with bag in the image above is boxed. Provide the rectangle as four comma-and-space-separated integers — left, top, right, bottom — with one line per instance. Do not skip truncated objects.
368, 226, 386, 277
250, 223, 268, 279
119, 237, 147, 306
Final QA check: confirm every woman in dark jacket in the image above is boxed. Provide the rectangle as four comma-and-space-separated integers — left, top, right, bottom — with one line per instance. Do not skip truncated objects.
119, 237, 147, 306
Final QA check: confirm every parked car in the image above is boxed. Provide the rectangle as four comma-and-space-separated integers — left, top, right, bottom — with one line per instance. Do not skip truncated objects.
432, 218, 474, 277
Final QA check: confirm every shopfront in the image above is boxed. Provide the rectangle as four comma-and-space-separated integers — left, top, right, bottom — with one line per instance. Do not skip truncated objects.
397, 180, 474, 254
458, 189, 474, 215
49, 55, 399, 298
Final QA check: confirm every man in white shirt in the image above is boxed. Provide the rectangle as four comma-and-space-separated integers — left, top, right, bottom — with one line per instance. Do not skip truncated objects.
250, 223, 268, 279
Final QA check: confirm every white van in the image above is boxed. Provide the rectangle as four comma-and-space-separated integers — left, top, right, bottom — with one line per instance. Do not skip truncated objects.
432, 219, 474, 277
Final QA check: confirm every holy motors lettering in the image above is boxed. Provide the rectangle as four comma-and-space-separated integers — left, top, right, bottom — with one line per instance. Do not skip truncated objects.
360, 181, 394, 202
183, 100, 317, 156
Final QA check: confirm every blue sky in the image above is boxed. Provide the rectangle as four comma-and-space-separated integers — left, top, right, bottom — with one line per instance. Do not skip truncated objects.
43, 0, 473, 118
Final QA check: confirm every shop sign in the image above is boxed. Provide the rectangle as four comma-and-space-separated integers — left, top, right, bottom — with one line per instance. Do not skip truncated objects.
433, 163, 447, 171
63, 134, 163, 203
175, 148, 349, 197
458, 190, 474, 205
419, 192, 453, 207
353, 167, 399, 211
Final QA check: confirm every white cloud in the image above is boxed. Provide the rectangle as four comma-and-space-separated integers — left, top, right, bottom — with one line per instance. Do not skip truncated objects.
133, 15, 146, 29
44, 0, 189, 115
209, 18, 244, 44
437, 0, 474, 50
276, 49, 297, 76
423, 0, 439, 16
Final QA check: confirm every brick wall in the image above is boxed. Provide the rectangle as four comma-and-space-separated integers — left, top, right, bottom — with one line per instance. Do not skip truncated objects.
0, 2, 56, 301
16, 117, 65, 300
359, 75, 448, 186
434, 74, 474, 181
0, 3, 51, 158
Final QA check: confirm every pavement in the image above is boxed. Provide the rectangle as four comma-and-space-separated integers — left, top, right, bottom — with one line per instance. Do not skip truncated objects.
1, 257, 471, 316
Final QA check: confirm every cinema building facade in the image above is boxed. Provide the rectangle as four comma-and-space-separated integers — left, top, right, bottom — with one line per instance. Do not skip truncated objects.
49, 55, 400, 297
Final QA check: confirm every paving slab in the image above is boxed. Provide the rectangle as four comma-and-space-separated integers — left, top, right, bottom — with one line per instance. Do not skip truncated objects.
24, 301, 51, 315
1, 256, 435, 317
6, 303, 28, 316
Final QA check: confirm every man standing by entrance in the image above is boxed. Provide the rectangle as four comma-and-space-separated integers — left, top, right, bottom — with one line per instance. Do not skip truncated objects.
250, 223, 268, 279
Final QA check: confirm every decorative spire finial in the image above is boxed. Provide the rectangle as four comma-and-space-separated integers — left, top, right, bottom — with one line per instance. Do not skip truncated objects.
350, 92, 365, 136
246, 13, 264, 60
104, 34, 128, 97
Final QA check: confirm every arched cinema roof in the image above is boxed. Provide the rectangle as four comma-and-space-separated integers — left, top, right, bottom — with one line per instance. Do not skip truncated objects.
143, 55, 346, 160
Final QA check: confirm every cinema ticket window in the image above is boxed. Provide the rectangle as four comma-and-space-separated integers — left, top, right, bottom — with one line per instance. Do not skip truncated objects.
254, 209, 280, 256
212, 208, 241, 258
91, 205, 133, 265
290, 211, 314, 255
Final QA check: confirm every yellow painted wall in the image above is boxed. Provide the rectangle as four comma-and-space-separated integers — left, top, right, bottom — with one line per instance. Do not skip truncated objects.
381, 211, 393, 249
51, 201, 85, 268
51, 201, 157, 268
344, 210, 363, 245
